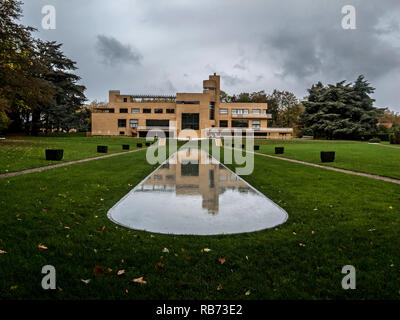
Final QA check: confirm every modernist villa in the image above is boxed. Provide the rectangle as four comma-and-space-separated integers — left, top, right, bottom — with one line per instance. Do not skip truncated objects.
91, 74, 293, 139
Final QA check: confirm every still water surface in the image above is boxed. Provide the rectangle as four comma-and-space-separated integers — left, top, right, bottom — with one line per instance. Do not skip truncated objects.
107, 148, 288, 235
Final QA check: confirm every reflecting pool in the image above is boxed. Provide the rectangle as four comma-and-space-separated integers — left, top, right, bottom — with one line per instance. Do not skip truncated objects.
107, 148, 288, 235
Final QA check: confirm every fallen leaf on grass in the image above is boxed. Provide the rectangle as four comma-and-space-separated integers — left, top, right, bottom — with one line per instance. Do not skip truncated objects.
117, 269, 126, 276
162, 248, 169, 253
93, 266, 106, 276
245, 290, 251, 296
38, 244, 48, 250
0, 250, 7, 254
299, 243, 306, 247
133, 277, 147, 284
155, 262, 164, 269
81, 279, 91, 284
219, 257, 226, 265
201, 248, 211, 252
97, 226, 106, 232
10, 285, 18, 290
183, 254, 190, 260
217, 284, 223, 291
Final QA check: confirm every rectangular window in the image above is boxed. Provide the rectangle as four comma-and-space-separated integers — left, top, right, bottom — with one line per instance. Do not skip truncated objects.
123, 98, 128, 102
220, 108, 228, 115
143, 108, 151, 113
146, 119, 169, 127
130, 119, 138, 128
231, 120, 249, 128
204, 87, 216, 90
220, 120, 228, 127
131, 108, 140, 114
209, 102, 215, 120
263, 109, 268, 114
176, 101, 200, 105
120, 108, 128, 113
155, 108, 163, 114
118, 119, 126, 127
182, 113, 199, 130
181, 163, 199, 176
252, 109, 260, 115
252, 120, 260, 129
166, 109, 175, 114
119, 131, 125, 135
232, 109, 248, 115
209, 169, 215, 188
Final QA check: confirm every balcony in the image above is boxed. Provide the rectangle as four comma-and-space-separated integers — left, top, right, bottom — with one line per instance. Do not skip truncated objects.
206, 127, 293, 133
136, 126, 176, 131
231, 113, 272, 119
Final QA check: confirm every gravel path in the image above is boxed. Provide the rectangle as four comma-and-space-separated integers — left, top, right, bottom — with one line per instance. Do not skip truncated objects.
0, 148, 146, 179
230, 147, 400, 185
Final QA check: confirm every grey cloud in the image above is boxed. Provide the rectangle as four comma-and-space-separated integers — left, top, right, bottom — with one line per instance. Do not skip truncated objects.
262, 1, 400, 82
96, 35, 142, 66
233, 58, 248, 70
20, 0, 400, 111
220, 72, 247, 86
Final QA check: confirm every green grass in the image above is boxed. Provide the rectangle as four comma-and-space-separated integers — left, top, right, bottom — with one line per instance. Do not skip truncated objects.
0, 136, 149, 174
1, 142, 399, 299
250, 139, 400, 179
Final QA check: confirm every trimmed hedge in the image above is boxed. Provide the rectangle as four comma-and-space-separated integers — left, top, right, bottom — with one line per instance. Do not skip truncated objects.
321, 151, 335, 162
97, 146, 108, 153
45, 149, 64, 161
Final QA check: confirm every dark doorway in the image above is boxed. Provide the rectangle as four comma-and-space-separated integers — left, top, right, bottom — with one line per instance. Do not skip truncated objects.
182, 113, 199, 130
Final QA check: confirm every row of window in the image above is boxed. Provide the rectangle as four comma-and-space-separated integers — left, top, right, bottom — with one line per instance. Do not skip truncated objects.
118, 118, 262, 129
118, 119, 172, 128
219, 120, 260, 129
220, 109, 268, 115
119, 108, 175, 114
118, 119, 138, 128
117, 107, 268, 115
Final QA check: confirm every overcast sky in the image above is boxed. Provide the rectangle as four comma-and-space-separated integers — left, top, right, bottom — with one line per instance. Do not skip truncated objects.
21, 0, 400, 111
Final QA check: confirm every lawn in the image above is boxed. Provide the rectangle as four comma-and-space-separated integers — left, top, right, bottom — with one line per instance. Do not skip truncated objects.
1, 139, 399, 299
0, 136, 149, 174
249, 139, 400, 179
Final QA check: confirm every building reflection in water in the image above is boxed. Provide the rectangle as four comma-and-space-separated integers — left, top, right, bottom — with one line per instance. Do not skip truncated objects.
137, 148, 249, 214
107, 148, 288, 235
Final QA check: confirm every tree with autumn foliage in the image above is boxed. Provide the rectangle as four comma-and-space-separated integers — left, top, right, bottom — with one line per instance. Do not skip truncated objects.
0, 0, 87, 135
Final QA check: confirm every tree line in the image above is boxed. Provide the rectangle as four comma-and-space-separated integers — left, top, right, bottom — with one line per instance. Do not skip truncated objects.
220, 89, 304, 135
221, 75, 399, 141
0, 0, 88, 135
